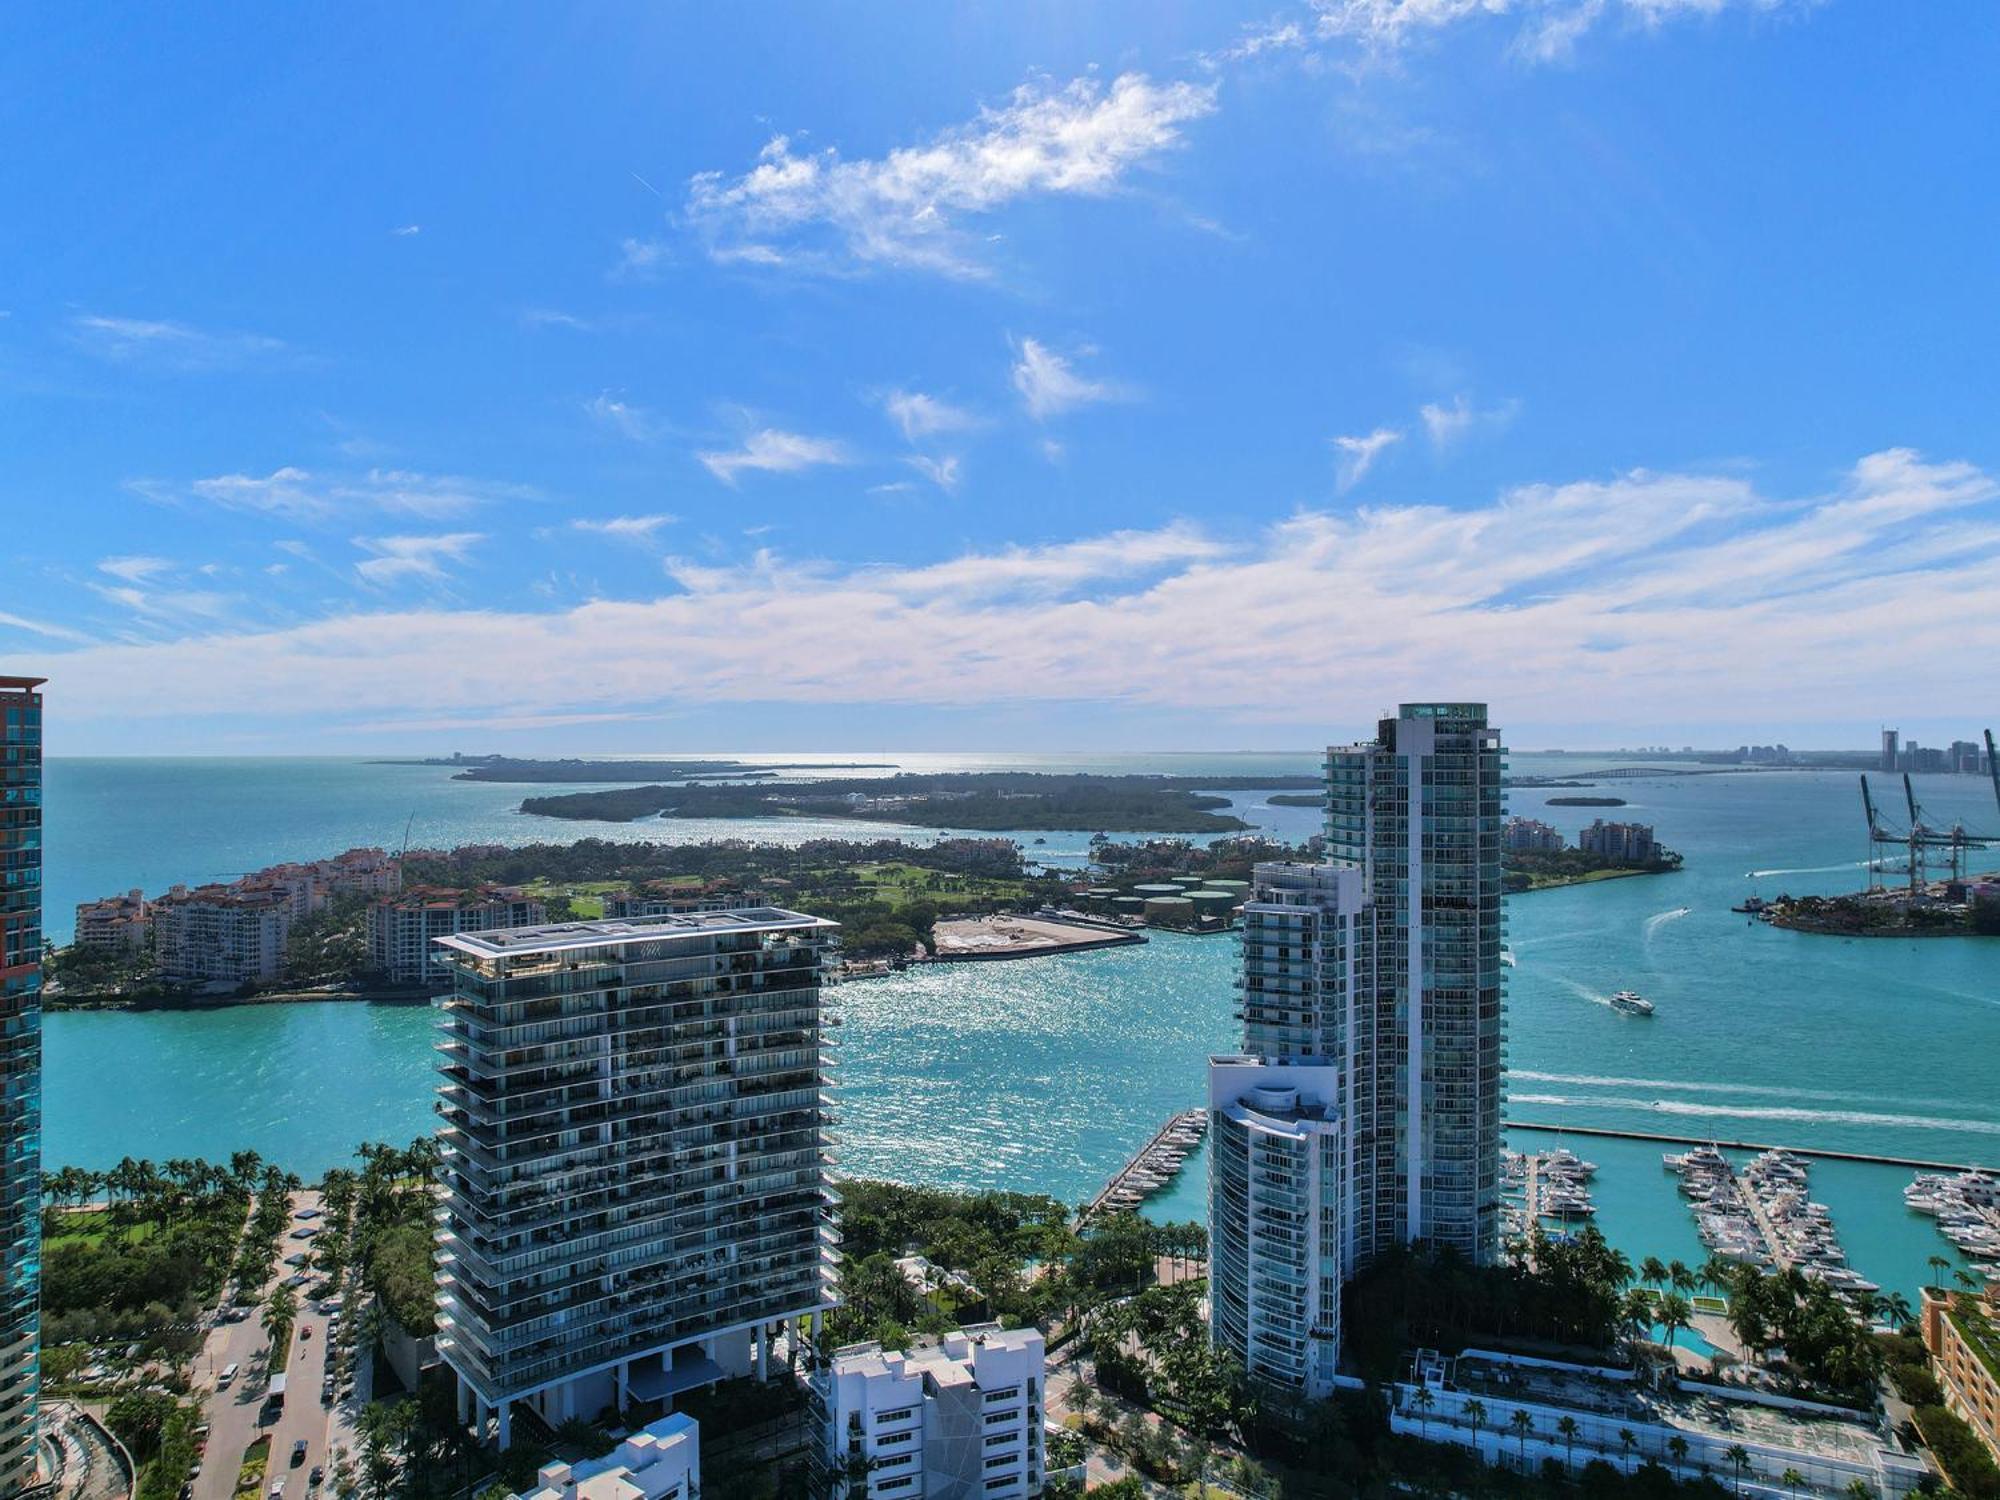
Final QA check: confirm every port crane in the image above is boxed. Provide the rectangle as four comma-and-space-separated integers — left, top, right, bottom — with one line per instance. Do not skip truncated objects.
1859, 728, 2000, 898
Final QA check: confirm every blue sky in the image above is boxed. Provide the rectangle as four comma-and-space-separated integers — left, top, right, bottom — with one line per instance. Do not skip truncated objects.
3, 1, 1997, 753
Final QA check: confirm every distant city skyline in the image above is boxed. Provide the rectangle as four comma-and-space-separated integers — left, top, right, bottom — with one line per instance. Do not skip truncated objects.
3, 4, 1997, 752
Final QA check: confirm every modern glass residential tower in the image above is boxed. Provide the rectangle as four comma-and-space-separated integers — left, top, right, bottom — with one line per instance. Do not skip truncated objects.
0, 675, 44, 1492
1210, 704, 1504, 1399
435, 907, 839, 1447
1328, 703, 1506, 1266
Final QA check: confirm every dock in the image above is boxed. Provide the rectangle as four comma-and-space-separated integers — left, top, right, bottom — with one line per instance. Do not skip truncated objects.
1080, 1110, 1207, 1223
1508, 1120, 1987, 1174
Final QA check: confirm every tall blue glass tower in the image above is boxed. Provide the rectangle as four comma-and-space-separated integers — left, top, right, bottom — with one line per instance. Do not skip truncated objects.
0, 675, 43, 1492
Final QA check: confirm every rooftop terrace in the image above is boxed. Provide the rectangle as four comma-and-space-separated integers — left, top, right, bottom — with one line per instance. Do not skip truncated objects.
436, 905, 834, 959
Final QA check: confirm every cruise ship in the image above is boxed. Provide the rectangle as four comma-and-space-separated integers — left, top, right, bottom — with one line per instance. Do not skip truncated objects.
1610, 989, 1655, 1017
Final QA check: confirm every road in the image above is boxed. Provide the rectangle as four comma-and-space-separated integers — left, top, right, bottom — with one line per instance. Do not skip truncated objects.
191, 1191, 347, 1500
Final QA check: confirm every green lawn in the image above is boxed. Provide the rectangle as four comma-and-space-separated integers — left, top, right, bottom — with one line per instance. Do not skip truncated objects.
43, 1210, 159, 1252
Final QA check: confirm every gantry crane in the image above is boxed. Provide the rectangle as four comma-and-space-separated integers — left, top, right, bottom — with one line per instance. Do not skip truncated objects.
1858, 729, 1999, 899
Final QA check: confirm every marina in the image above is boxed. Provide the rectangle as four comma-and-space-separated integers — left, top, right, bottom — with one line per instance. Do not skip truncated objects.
1905, 1168, 2000, 1276
1667, 1145, 1879, 1302
1502, 1146, 1598, 1240
1082, 1109, 1207, 1222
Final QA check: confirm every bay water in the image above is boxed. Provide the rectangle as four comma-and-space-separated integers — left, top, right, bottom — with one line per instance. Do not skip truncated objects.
37, 753, 2000, 1302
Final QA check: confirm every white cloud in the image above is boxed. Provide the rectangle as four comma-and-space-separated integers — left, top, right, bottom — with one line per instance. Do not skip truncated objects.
883, 390, 977, 442
70, 314, 287, 370
685, 72, 1218, 276
88, 583, 232, 621
1332, 428, 1404, 491
905, 455, 962, 493
697, 429, 849, 485
19, 451, 1996, 741
1012, 339, 1123, 421
585, 393, 656, 441
97, 555, 175, 583
391, 224, 421, 236
572, 514, 677, 541
352, 533, 486, 586
1420, 393, 1520, 450
156, 466, 530, 523
1308, 0, 1802, 61
0, 610, 91, 644
614, 237, 669, 279
520, 308, 597, 331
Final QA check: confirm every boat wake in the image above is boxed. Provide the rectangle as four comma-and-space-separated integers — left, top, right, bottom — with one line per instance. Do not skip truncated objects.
1511, 1069, 1981, 1112
1642, 907, 1691, 941
1508, 1092, 2000, 1137
1743, 859, 1881, 879
1553, 977, 1611, 1008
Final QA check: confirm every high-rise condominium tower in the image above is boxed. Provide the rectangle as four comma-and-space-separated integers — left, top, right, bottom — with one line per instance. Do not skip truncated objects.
435, 906, 838, 1447
0, 676, 43, 1491
1210, 703, 1505, 1399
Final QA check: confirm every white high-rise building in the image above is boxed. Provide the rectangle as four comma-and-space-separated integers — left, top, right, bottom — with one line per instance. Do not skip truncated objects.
434, 907, 839, 1447
1210, 704, 1506, 1399
815, 1324, 1046, 1500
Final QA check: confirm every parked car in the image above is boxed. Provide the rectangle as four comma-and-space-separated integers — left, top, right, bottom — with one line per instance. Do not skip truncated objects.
309, 1467, 324, 1489
269, 1483, 285, 1500
291, 1439, 308, 1467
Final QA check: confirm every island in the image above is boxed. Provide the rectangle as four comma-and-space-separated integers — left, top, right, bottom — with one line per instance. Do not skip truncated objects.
516, 771, 1323, 833
1503, 847, 1684, 892
375, 754, 896, 782
1266, 793, 1326, 807
1761, 891, 2000, 938
1546, 795, 1629, 807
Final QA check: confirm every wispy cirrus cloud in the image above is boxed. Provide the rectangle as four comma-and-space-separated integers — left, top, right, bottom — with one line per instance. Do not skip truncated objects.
0, 610, 92, 644
1306, 0, 1806, 63
1332, 428, 1404, 491
19, 449, 1994, 742
1012, 339, 1125, 421
905, 455, 963, 493
696, 429, 849, 485
140, 465, 533, 523
69, 314, 290, 370
684, 72, 1218, 276
882, 390, 978, 442
571, 514, 677, 541
352, 532, 486, 586
585, 392, 658, 441
1420, 393, 1520, 450
97, 555, 176, 583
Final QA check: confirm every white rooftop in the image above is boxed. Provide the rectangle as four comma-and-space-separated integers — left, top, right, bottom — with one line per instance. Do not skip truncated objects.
436, 905, 835, 959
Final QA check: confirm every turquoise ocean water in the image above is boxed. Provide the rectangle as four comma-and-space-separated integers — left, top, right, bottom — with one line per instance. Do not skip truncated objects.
36, 753, 2000, 1303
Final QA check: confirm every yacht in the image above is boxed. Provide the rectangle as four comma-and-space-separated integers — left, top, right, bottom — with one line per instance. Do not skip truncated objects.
1610, 989, 1655, 1017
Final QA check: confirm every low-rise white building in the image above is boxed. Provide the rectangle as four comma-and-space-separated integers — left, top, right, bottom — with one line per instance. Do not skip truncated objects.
512, 1414, 699, 1500
1389, 1349, 1929, 1499
816, 1325, 1045, 1500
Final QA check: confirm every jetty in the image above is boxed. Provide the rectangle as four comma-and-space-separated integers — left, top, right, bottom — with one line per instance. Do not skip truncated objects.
1081, 1110, 1207, 1223
1509, 1119, 1987, 1174
1666, 1145, 1877, 1303
1502, 1147, 1597, 1242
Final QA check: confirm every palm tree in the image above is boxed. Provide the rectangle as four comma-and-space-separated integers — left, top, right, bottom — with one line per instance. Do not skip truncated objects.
1509, 1409, 1534, 1470
1955, 1269, 1981, 1293
1928, 1254, 1952, 1289
1666, 1435, 1690, 1473
1669, 1259, 1697, 1298
1842, 1479, 1872, 1500
1700, 1255, 1735, 1302
1465, 1398, 1488, 1458
1621, 1288, 1654, 1350
1658, 1292, 1694, 1352
1724, 1443, 1751, 1496
1556, 1415, 1580, 1473
1619, 1429, 1638, 1469
1881, 1291, 1913, 1330
1640, 1255, 1669, 1292
1412, 1385, 1435, 1442
1780, 1466, 1805, 1500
